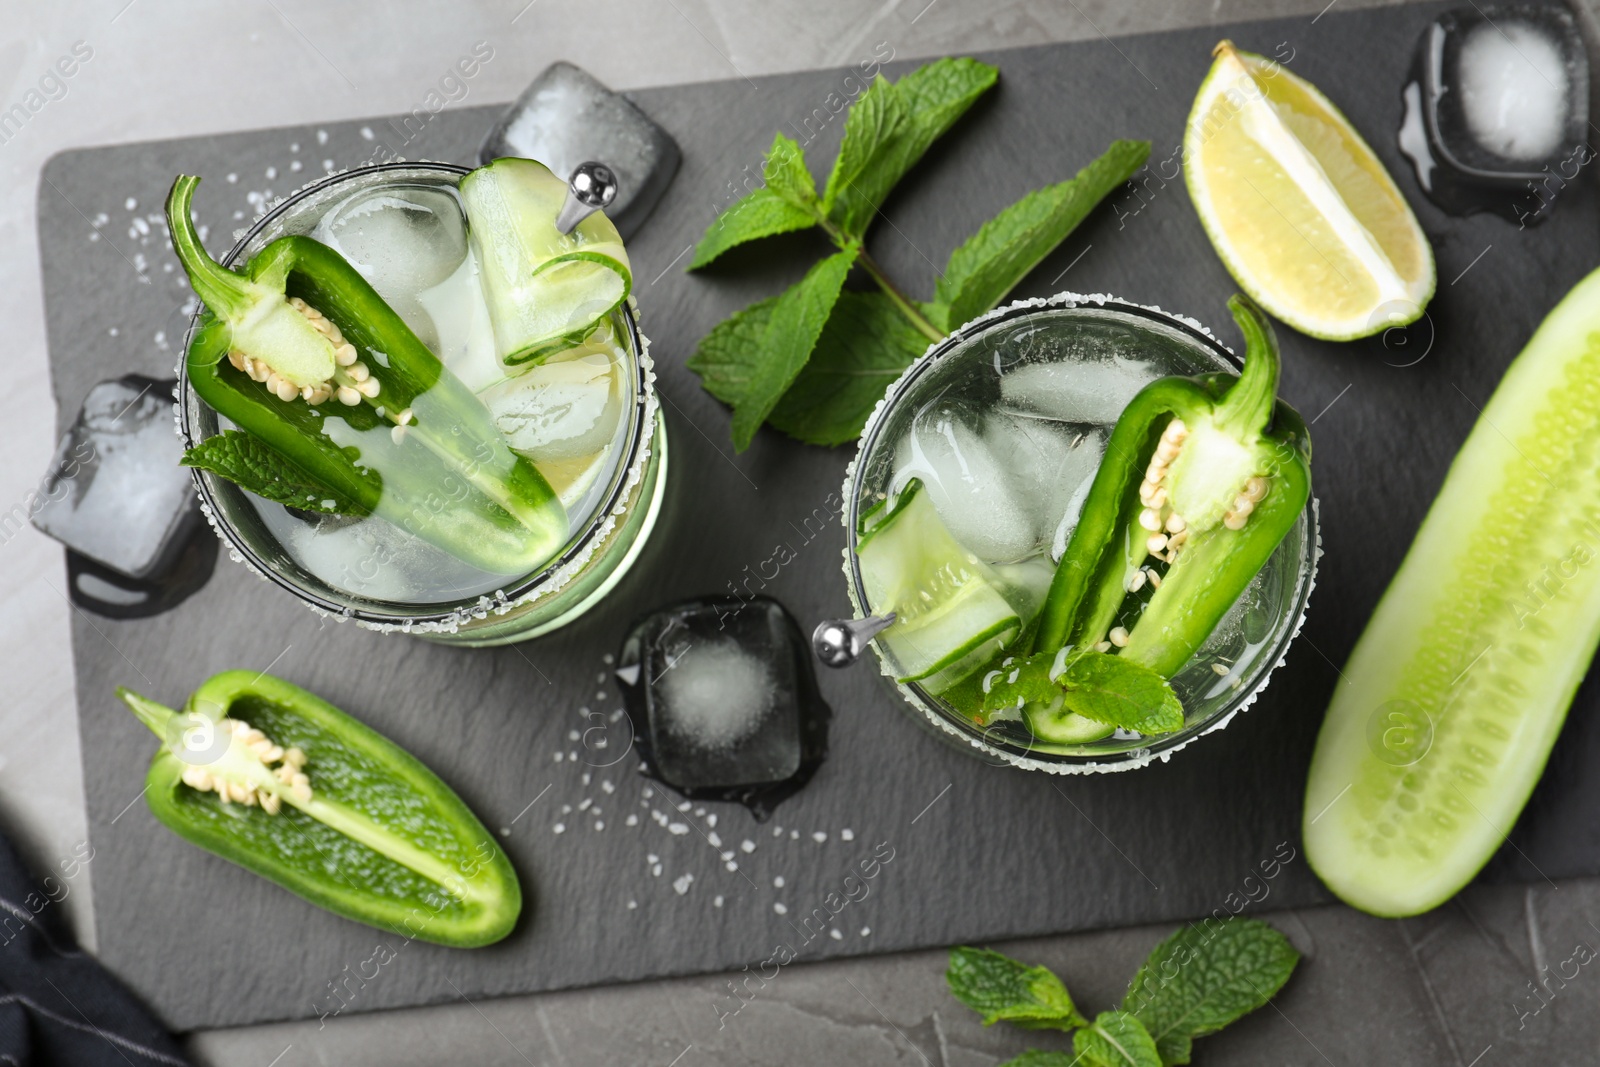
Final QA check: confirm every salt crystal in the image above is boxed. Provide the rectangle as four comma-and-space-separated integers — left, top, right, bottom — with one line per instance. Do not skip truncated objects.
651, 863, 663, 876
713, 895, 724, 908
860, 927, 871, 937
625, 813, 638, 826
708, 831, 722, 847
360, 126, 375, 140
668, 822, 689, 836
812, 832, 827, 844
841, 829, 855, 841
124, 197, 136, 210
601, 780, 615, 794
740, 840, 755, 853
553, 822, 565, 834
773, 876, 784, 888
830, 929, 843, 941
773, 902, 788, 915
317, 129, 329, 144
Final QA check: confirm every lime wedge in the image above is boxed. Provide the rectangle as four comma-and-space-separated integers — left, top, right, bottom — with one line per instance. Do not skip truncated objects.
1185, 41, 1435, 340
460, 158, 633, 366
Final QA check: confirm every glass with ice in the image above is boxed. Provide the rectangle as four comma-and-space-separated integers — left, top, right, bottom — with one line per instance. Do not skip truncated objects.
179, 163, 666, 643
842, 294, 1318, 772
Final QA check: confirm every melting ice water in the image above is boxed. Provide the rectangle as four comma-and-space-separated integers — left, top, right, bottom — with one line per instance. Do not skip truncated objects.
1458, 21, 1570, 163
616, 596, 829, 817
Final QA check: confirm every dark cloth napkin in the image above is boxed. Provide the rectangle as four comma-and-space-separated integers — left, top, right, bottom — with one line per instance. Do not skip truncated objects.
0, 829, 189, 1066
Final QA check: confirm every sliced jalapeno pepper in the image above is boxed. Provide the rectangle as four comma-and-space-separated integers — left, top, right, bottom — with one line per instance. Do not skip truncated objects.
1032, 295, 1312, 676
119, 671, 521, 948
167, 175, 567, 576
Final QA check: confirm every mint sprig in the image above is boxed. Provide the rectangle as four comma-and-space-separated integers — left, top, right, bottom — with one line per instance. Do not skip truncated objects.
982, 649, 1185, 735
1123, 919, 1300, 1065
687, 56, 1150, 451
947, 947, 1088, 1031
951, 919, 1300, 1067
182, 429, 367, 516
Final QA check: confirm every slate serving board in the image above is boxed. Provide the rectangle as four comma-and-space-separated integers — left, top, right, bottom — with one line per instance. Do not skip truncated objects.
39, 1, 1600, 1030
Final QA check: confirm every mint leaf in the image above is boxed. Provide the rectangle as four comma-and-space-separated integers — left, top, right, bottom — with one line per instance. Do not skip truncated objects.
1059, 652, 1184, 734
979, 649, 1181, 734
766, 291, 928, 446
764, 132, 821, 211
690, 133, 821, 269
1073, 1011, 1162, 1067
822, 75, 907, 219
1123, 919, 1300, 1065
825, 57, 998, 236
928, 139, 1151, 333
947, 947, 1088, 1031
690, 188, 817, 270
182, 430, 366, 516
687, 244, 859, 452
981, 650, 1066, 715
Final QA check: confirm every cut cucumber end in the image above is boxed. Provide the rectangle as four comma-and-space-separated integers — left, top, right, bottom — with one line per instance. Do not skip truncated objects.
1303, 264, 1600, 916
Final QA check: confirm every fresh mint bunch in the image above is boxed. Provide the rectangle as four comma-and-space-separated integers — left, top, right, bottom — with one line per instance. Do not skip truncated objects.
687, 57, 1150, 451
947, 919, 1300, 1066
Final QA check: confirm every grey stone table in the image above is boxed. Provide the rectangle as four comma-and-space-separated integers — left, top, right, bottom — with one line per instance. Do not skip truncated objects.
3, 1, 1599, 1064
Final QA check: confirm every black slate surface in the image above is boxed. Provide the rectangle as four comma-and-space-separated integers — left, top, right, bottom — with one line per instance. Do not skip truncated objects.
38, 1, 1599, 1031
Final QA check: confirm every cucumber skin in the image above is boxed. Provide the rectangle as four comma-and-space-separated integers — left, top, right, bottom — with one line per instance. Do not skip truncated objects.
1304, 266, 1600, 917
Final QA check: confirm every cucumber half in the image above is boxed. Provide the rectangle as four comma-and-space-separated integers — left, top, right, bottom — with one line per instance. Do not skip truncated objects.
1304, 265, 1600, 917
858, 480, 1022, 690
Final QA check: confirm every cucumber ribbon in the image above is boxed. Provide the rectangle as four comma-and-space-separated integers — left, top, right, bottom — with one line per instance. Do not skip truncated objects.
119, 671, 521, 948
167, 174, 568, 576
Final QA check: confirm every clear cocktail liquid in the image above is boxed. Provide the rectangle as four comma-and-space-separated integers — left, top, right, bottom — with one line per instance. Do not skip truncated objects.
232, 172, 636, 606
850, 303, 1313, 753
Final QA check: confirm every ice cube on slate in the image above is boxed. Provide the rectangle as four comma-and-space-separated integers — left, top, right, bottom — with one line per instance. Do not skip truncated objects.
616, 597, 824, 794
1398, 5, 1589, 224
479, 61, 680, 239
32, 375, 200, 581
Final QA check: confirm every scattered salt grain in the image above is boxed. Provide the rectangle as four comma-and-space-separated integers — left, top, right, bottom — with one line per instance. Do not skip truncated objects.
773, 876, 784, 888
124, 197, 137, 210
830, 929, 843, 941
740, 840, 756, 853
812, 832, 827, 844
841, 829, 855, 841
773, 902, 788, 915
625, 814, 638, 826
553, 822, 565, 834
668, 822, 689, 836
713, 895, 724, 908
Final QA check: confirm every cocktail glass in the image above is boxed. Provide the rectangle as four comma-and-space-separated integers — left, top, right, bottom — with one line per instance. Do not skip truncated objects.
842, 293, 1318, 772
179, 162, 667, 645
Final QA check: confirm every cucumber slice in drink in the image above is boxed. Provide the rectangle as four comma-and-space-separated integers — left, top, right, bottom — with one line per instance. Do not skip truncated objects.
460, 158, 632, 367
858, 480, 1022, 689
1024, 695, 1116, 744
1304, 266, 1600, 917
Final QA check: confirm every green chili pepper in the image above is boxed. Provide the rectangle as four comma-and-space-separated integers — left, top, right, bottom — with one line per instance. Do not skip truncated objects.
1032, 295, 1312, 676
118, 671, 521, 948
166, 175, 567, 576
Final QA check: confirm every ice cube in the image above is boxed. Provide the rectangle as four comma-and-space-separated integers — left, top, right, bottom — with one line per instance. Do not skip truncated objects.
998, 356, 1161, 425
1459, 20, 1570, 163
416, 251, 500, 391
31, 376, 201, 581
1398, 6, 1589, 224
983, 413, 1106, 549
893, 408, 1038, 563
311, 186, 469, 344
615, 597, 828, 806
479, 62, 681, 239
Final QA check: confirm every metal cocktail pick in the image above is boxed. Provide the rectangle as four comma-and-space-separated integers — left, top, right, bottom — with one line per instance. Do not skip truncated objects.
555, 161, 619, 234
811, 614, 897, 668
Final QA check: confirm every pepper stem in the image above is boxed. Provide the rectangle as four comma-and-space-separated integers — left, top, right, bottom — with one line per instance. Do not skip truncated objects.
117, 686, 178, 741
1211, 294, 1281, 441
165, 175, 262, 321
